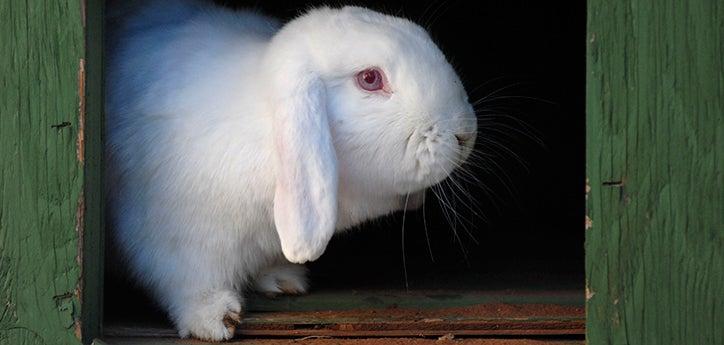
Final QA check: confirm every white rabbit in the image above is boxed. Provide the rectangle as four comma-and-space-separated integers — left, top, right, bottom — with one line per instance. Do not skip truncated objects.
106, 0, 477, 341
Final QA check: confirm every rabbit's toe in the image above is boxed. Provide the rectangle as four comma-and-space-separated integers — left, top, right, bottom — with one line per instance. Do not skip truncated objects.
254, 263, 309, 296
176, 289, 242, 341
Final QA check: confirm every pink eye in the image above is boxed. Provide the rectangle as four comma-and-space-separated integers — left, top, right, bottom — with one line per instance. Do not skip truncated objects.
356, 68, 384, 91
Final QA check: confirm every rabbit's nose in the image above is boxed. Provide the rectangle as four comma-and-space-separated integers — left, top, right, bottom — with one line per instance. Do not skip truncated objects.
455, 133, 474, 148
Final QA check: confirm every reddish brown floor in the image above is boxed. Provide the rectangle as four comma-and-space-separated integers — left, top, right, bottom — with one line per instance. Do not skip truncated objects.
104, 336, 584, 345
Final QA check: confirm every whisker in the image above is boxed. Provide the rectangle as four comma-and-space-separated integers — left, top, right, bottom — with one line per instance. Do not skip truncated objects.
470, 82, 528, 107
418, 0, 441, 27
437, 164, 482, 244
426, 0, 452, 30
421, 196, 435, 262
434, 140, 519, 204
465, 75, 514, 97
401, 193, 410, 290
476, 114, 545, 146
438, 180, 471, 264
474, 136, 529, 171
477, 121, 543, 147
429, 185, 455, 238
476, 95, 555, 105
429, 184, 469, 261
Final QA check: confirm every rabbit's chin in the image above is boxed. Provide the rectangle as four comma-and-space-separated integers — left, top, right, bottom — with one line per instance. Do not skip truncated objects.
402, 190, 427, 210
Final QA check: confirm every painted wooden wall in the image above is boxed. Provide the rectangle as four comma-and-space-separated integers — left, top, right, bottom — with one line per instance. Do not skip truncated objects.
0, 1, 103, 344
586, 0, 723, 344
2, 0, 722, 344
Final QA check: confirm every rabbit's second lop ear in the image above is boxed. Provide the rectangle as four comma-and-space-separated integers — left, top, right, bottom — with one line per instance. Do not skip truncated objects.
271, 71, 338, 264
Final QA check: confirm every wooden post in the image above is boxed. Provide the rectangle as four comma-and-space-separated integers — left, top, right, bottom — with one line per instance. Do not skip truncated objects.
586, 0, 723, 344
0, 1, 103, 344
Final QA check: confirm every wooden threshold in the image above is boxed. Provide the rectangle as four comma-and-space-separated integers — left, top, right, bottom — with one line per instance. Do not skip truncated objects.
104, 289, 584, 340
99, 337, 584, 345
105, 307, 584, 338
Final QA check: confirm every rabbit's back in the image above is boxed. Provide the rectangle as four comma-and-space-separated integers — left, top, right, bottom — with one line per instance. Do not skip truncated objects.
105, 0, 282, 278
106, 0, 279, 123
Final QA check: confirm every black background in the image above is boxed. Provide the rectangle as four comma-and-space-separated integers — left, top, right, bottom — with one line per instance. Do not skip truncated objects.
106, 0, 585, 321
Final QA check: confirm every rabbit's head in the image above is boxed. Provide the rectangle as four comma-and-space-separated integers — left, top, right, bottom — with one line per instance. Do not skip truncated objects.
263, 6, 477, 263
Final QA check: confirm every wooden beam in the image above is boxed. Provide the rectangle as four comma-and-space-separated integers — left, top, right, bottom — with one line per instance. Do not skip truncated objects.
586, 0, 723, 344
0, 1, 87, 344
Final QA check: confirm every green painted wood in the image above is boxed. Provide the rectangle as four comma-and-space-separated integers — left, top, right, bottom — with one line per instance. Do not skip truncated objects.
0, 1, 101, 344
586, 1, 723, 344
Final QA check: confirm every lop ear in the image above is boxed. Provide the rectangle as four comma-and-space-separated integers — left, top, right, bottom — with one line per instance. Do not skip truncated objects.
271, 72, 338, 264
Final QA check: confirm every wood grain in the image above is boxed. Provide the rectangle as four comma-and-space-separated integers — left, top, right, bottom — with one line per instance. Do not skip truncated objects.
0, 1, 100, 344
100, 337, 584, 345
104, 301, 585, 338
586, 0, 723, 344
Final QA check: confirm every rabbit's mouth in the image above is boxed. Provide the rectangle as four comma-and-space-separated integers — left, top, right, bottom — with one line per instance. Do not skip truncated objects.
407, 123, 475, 188
455, 131, 477, 164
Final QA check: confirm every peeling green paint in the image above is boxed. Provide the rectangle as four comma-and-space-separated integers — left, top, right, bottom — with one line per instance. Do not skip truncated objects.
3, 0, 723, 344
0, 1, 89, 344
586, 0, 723, 344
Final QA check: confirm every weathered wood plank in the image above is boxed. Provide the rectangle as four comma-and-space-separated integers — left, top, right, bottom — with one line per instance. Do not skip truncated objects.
101, 337, 584, 345
105, 301, 585, 338
105, 289, 583, 339
0, 1, 99, 344
586, 1, 723, 344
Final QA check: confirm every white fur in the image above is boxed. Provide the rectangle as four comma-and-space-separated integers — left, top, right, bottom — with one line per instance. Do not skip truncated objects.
106, 0, 476, 341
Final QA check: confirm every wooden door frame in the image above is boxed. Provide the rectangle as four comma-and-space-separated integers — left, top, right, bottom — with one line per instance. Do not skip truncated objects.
585, 1, 722, 344
2, 1, 721, 344
81, 0, 105, 343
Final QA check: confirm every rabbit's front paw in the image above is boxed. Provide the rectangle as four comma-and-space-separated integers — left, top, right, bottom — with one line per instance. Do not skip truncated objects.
254, 263, 309, 297
176, 289, 242, 341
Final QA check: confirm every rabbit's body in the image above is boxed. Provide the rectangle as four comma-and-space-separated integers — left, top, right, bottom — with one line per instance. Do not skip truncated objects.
107, 0, 476, 341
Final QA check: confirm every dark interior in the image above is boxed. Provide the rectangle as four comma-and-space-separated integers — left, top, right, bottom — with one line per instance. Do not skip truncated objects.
105, 0, 585, 327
